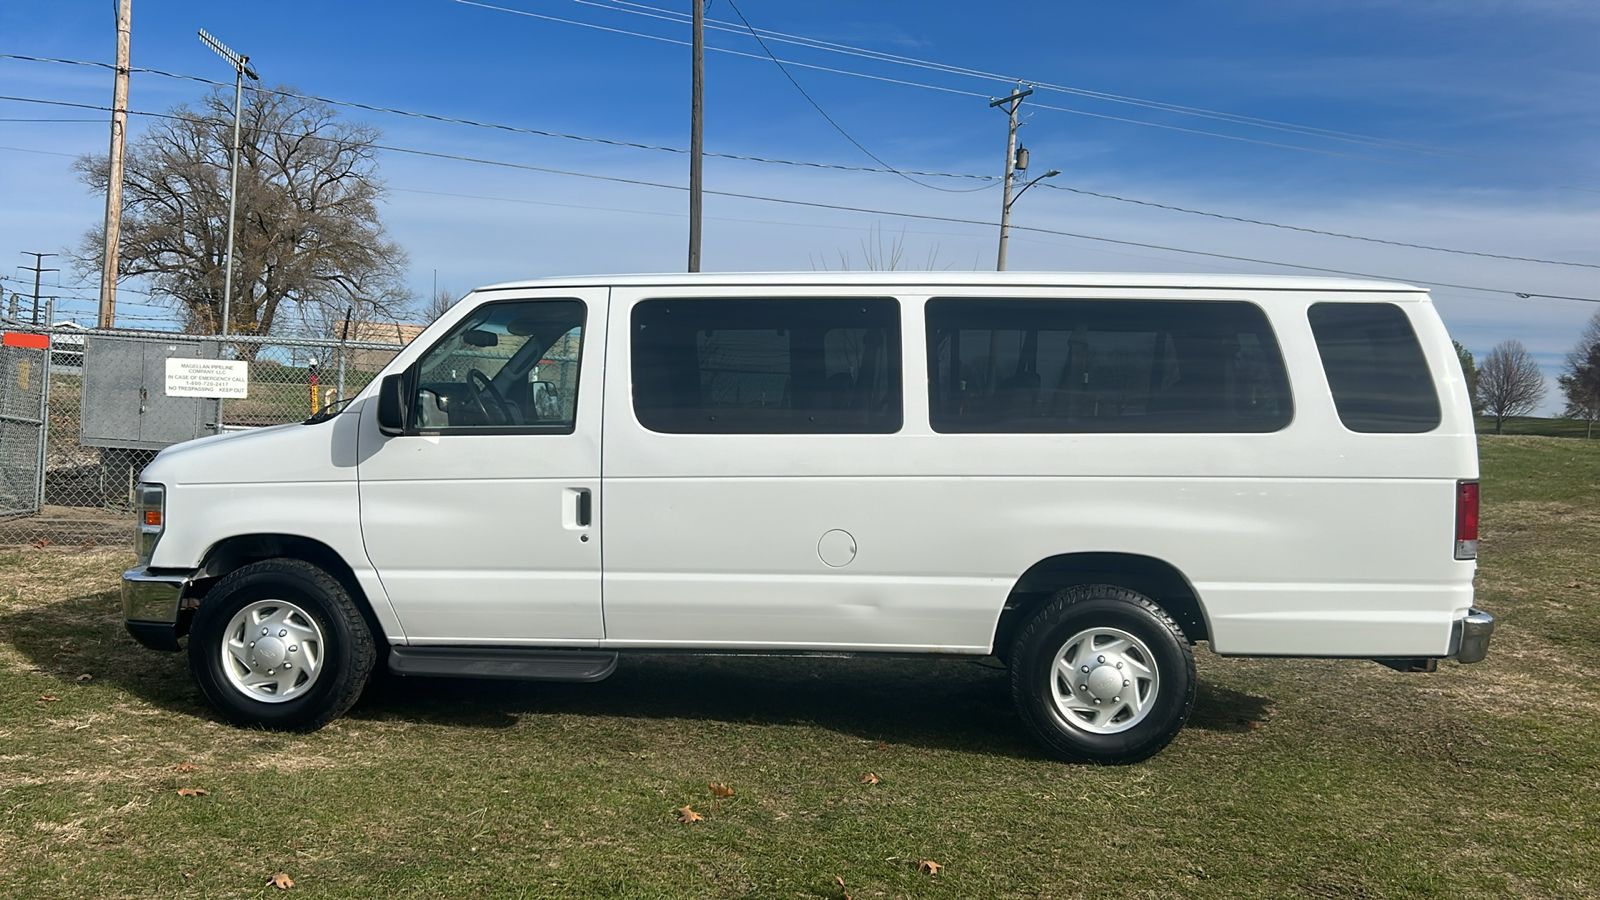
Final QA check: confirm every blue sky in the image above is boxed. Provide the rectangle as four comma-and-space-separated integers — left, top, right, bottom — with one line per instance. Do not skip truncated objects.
3, 0, 1598, 411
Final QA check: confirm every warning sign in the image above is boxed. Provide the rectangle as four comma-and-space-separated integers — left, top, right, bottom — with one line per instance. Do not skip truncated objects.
165, 358, 249, 398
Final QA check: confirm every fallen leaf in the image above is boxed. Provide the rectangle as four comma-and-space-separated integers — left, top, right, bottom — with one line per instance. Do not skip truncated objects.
875, 743, 886, 751
175, 762, 198, 773
677, 805, 704, 824
835, 874, 854, 900
709, 782, 735, 799
74, 673, 92, 683
39, 695, 60, 702
918, 860, 943, 876
176, 788, 208, 797
859, 772, 880, 785
267, 872, 294, 889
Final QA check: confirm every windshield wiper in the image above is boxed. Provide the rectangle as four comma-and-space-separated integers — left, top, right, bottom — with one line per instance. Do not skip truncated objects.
304, 396, 355, 425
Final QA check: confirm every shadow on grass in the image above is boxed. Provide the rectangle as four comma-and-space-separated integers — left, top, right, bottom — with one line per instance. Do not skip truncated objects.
6, 592, 1272, 757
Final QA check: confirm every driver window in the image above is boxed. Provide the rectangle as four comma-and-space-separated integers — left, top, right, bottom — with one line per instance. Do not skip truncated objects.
411, 299, 586, 432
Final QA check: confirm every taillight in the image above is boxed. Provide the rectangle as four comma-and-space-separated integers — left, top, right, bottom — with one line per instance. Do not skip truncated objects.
1455, 480, 1479, 560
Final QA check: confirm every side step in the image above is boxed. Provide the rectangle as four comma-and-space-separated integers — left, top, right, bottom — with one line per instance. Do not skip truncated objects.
389, 647, 618, 682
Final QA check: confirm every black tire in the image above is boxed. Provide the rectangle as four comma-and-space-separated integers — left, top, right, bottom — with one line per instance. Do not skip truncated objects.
1010, 584, 1196, 764
188, 558, 376, 732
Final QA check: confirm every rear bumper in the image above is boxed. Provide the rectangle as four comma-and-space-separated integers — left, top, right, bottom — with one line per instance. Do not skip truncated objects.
1449, 608, 1495, 664
121, 567, 198, 652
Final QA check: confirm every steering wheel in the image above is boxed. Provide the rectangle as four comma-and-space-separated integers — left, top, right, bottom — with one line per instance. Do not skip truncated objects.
465, 368, 511, 425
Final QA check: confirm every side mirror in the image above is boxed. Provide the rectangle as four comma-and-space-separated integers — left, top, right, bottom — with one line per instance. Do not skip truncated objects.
377, 373, 407, 435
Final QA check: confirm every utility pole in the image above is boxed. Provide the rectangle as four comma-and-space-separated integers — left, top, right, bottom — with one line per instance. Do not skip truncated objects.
198, 29, 257, 337
98, 0, 132, 330
991, 86, 1032, 271
687, 0, 704, 273
20, 252, 59, 325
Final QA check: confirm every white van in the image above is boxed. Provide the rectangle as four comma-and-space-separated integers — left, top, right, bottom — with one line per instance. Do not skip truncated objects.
122, 273, 1493, 764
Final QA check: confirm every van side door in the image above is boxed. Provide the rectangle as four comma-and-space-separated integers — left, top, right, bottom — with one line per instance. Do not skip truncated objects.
356, 288, 607, 644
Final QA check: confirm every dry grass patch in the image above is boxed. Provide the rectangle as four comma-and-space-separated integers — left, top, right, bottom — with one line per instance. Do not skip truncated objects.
1, 437, 1598, 897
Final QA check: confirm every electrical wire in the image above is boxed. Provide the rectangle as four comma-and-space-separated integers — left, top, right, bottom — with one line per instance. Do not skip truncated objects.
457, 0, 1600, 190
1040, 183, 1600, 270
360, 139, 1600, 304
5, 92, 1597, 302
566, 0, 1600, 179
0, 54, 994, 183
719, 0, 995, 194
6, 85, 1598, 271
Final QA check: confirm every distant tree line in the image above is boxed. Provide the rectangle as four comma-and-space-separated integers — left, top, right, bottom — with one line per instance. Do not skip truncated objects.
1456, 309, 1600, 437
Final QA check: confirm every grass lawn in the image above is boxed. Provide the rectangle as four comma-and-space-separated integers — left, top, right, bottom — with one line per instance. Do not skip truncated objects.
1476, 414, 1598, 439
2, 436, 1598, 898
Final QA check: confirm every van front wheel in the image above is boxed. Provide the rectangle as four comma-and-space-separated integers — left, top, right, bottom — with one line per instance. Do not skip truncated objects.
1011, 585, 1195, 764
188, 558, 375, 732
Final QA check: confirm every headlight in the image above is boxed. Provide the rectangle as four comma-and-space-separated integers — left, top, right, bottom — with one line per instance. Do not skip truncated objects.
135, 483, 165, 565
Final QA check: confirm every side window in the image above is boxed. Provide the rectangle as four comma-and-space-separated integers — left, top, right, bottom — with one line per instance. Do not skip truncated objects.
927, 298, 1292, 433
632, 297, 902, 434
1308, 302, 1441, 433
411, 299, 585, 432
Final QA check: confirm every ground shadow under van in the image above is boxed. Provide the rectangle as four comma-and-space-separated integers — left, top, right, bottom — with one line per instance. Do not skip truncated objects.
3, 592, 1273, 754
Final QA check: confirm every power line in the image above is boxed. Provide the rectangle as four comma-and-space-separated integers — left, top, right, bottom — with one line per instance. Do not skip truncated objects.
1040, 183, 1600, 270
359, 140, 1600, 304
564, 0, 1600, 182
0, 55, 994, 182
7, 90, 1597, 299
7, 86, 1597, 271
719, 0, 995, 194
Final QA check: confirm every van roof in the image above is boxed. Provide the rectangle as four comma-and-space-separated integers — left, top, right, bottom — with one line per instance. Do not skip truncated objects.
475, 271, 1425, 294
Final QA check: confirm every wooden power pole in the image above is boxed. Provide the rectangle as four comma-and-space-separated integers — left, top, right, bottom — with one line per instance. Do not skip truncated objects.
688, 0, 704, 273
98, 0, 132, 329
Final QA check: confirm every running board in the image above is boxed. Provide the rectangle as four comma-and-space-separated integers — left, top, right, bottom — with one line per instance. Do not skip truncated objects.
388, 647, 618, 682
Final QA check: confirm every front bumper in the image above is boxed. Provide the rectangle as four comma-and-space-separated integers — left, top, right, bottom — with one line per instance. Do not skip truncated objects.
1449, 608, 1495, 664
121, 567, 198, 651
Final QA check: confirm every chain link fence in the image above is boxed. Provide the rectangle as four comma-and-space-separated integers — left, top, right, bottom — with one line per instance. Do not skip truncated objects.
0, 322, 409, 549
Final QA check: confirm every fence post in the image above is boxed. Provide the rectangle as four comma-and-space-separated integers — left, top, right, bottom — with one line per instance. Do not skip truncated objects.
36, 303, 54, 511
337, 308, 351, 404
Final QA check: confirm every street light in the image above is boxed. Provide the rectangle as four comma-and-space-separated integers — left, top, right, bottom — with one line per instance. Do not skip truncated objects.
197, 29, 258, 338
997, 169, 1059, 271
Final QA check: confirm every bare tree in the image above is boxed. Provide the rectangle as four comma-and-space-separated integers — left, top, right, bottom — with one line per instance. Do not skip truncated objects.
74, 86, 411, 343
810, 222, 952, 271
1477, 339, 1547, 434
420, 286, 458, 323
1558, 311, 1600, 439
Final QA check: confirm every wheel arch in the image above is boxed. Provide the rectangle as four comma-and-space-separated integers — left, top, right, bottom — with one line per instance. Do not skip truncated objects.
993, 552, 1209, 657
183, 534, 384, 647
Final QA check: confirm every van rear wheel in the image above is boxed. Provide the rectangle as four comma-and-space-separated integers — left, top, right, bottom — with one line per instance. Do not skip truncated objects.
1011, 585, 1195, 764
188, 558, 375, 732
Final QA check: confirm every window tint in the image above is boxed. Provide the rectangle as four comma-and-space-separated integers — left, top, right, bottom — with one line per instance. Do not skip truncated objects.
927, 298, 1292, 433
632, 298, 901, 433
411, 299, 585, 432
1308, 302, 1441, 433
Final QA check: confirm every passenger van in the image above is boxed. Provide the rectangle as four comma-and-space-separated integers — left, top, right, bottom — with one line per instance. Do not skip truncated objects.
122, 273, 1493, 764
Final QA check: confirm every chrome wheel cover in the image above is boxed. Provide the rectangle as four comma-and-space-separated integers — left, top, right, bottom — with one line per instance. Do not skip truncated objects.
1048, 626, 1160, 735
218, 599, 326, 704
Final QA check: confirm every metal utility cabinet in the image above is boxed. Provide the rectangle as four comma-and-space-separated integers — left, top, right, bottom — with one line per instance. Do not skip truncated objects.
80, 335, 223, 450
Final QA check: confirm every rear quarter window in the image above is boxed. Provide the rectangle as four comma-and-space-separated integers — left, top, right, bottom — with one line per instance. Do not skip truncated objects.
1307, 302, 1442, 433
